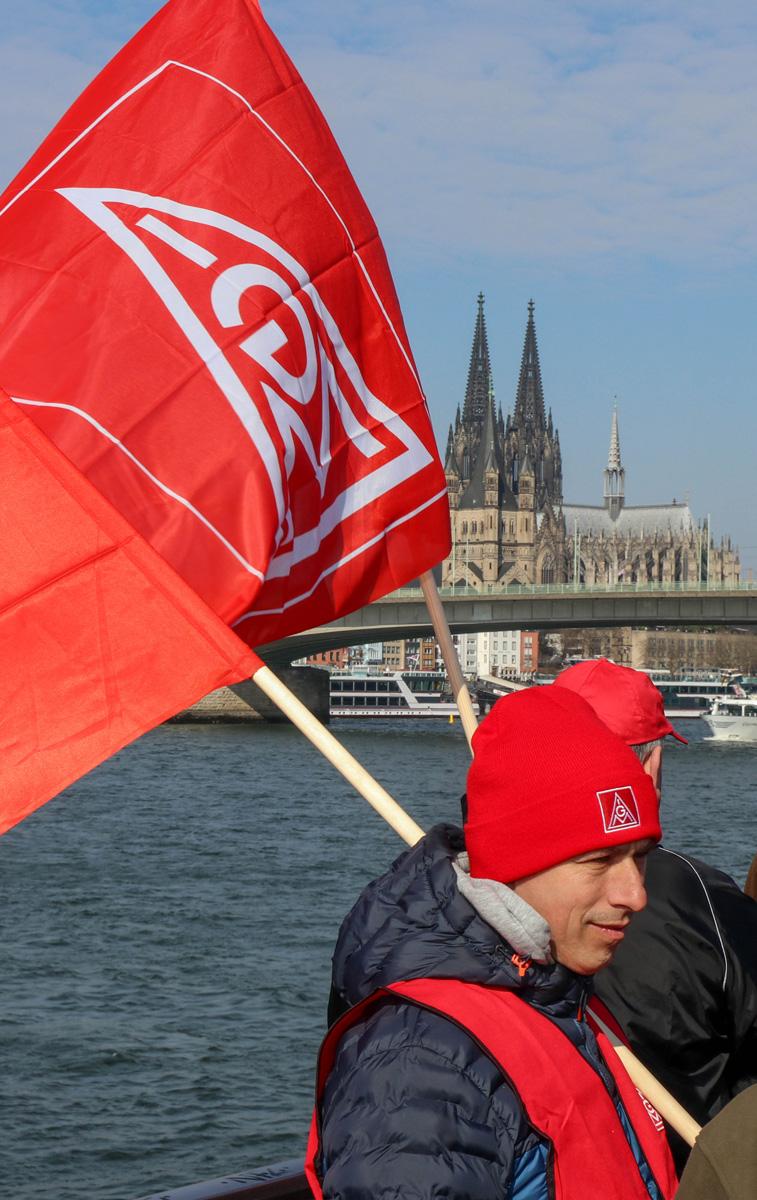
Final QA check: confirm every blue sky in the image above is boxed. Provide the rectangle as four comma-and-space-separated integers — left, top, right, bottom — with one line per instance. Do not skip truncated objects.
2, 0, 756, 572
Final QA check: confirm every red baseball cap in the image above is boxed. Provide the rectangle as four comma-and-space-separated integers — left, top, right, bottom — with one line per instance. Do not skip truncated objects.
553, 659, 687, 745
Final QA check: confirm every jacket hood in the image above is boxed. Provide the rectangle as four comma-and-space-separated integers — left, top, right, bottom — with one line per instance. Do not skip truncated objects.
329, 823, 586, 1022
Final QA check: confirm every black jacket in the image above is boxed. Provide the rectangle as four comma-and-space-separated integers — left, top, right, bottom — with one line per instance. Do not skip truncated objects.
595, 845, 757, 1165
319, 824, 665, 1200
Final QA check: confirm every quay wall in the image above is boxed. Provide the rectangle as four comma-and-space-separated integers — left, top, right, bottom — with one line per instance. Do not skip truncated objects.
171, 666, 330, 724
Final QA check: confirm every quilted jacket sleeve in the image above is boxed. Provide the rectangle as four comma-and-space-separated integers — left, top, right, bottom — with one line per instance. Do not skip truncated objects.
318, 999, 534, 1200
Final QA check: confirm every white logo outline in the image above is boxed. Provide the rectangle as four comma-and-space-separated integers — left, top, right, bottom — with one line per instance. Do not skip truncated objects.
58, 186, 432, 581
596, 786, 641, 834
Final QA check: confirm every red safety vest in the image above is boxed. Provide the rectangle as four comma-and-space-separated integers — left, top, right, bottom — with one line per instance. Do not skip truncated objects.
306, 978, 678, 1200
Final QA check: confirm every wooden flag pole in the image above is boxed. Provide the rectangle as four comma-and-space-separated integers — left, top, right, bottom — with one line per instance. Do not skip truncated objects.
252, 660, 699, 1151
251, 663, 424, 846
588, 1006, 701, 1148
419, 570, 478, 752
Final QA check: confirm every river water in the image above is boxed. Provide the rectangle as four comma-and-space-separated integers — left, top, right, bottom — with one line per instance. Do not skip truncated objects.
2, 717, 755, 1199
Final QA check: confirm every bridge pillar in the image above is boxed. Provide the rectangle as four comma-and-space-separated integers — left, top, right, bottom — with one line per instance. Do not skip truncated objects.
231, 666, 331, 724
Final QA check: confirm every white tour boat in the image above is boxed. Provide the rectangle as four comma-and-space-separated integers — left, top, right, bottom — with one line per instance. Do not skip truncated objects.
644, 672, 746, 719
702, 697, 757, 742
330, 669, 477, 718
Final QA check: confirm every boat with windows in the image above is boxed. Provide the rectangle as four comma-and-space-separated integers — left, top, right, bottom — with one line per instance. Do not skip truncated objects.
549, 664, 748, 719
702, 697, 757, 742
329, 669, 478, 718
639, 670, 748, 718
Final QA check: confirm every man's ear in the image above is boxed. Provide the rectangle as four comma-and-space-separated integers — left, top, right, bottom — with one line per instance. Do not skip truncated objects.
642, 744, 663, 799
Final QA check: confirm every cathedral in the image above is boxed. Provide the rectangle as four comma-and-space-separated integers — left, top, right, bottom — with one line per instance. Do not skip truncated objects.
442, 296, 739, 589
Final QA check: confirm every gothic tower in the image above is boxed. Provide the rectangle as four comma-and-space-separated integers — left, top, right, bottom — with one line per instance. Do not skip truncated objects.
454, 388, 512, 584
445, 294, 518, 587
503, 300, 562, 507
447, 292, 494, 487
514, 445, 537, 584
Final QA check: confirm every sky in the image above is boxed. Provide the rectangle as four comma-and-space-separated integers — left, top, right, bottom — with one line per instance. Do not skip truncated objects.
2, 0, 756, 572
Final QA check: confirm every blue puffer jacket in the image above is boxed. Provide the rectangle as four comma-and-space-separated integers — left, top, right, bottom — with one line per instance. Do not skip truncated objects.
318, 824, 665, 1200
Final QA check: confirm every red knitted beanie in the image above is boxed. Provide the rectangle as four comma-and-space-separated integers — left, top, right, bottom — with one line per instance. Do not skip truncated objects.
465, 686, 661, 883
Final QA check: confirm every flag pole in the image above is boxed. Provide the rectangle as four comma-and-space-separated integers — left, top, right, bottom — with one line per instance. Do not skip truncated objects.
588, 1006, 701, 1148
251, 663, 424, 845
253, 658, 698, 1149
419, 570, 478, 752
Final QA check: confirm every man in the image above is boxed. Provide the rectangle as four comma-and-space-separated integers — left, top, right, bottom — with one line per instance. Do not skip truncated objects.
554, 658, 757, 1168
676, 1084, 757, 1200
306, 687, 678, 1200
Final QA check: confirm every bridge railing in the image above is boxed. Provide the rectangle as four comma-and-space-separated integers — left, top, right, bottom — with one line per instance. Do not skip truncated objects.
385, 579, 754, 600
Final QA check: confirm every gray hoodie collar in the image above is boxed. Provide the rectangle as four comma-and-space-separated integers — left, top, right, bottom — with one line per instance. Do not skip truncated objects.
453, 852, 553, 964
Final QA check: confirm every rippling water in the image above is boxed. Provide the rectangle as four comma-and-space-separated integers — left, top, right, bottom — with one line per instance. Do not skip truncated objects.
1, 717, 755, 1199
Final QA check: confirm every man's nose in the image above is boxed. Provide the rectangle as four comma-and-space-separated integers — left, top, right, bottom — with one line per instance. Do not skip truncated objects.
608, 859, 647, 913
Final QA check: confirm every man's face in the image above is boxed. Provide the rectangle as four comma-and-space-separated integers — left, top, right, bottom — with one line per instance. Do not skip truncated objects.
511, 838, 654, 975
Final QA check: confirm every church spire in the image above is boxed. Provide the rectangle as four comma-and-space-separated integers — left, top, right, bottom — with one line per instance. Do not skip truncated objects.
481, 387, 500, 473
607, 404, 621, 470
462, 292, 493, 426
444, 423, 459, 475
513, 299, 546, 431
603, 403, 625, 519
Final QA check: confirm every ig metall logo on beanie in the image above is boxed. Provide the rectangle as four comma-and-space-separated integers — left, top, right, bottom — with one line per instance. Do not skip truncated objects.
596, 787, 641, 834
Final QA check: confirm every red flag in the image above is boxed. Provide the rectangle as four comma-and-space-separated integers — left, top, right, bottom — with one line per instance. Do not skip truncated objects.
0, 385, 261, 834
0, 0, 450, 831
0, 0, 449, 640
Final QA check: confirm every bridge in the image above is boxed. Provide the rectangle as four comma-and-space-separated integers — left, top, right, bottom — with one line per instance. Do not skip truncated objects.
258, 580, 757, 666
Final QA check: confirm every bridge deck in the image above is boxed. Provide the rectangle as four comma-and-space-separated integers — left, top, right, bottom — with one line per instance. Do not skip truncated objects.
258, 582, 757, 666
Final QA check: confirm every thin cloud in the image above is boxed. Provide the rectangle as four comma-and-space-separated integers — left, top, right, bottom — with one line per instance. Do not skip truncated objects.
5, 1, 757, 266
267, 2, 757, 266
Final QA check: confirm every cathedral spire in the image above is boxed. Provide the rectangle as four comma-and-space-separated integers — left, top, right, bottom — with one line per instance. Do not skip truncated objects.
462, 292, 493, 426
603, 403, 625, 519
513, 299, 546, 431
607, 404, 621, 470
444, 423, 459, 475
482, 388, 500, 473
